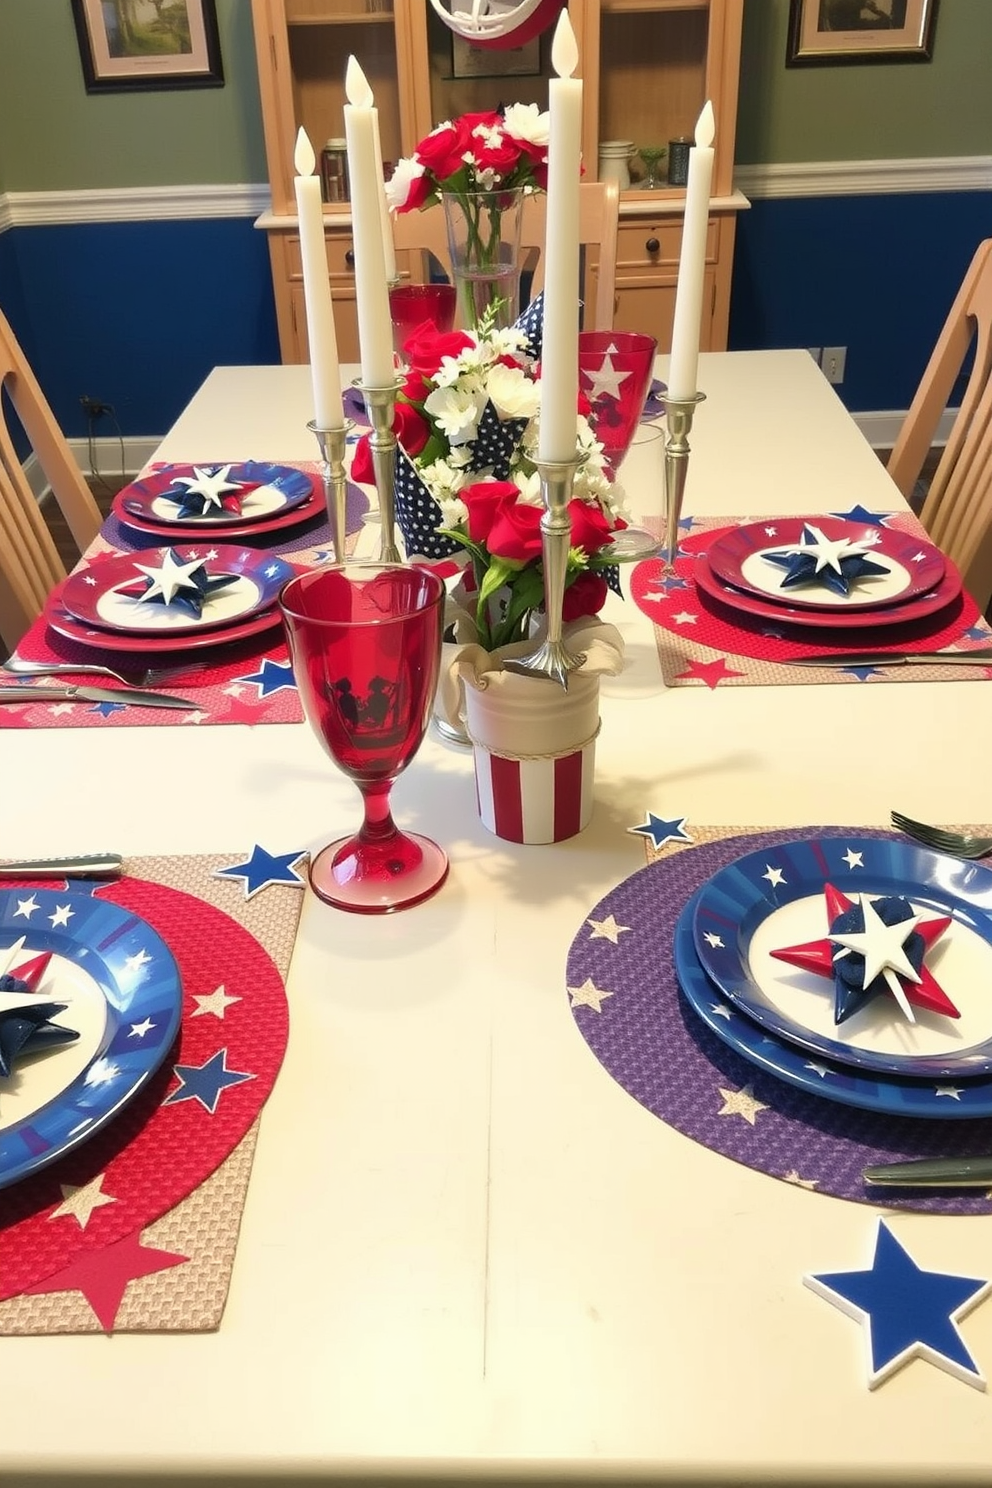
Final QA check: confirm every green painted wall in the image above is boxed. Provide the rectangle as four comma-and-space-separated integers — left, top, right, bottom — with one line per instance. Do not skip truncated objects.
736, 0, 992, 164
0, 0, 267, 190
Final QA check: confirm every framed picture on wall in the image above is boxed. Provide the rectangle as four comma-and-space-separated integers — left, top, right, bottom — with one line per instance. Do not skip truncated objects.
786, 0, 938, 65
71, 0, 224, 93
450, 34, 542, 79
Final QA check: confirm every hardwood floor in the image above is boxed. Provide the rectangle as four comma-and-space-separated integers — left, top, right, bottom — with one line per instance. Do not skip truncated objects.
42, 475, 126, 571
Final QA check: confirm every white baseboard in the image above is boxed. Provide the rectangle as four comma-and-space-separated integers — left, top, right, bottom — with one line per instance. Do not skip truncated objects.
853, 408, 956, 449
26, 436, 162, 500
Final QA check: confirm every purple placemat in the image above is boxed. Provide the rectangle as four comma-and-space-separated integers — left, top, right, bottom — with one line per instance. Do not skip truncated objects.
566, 826, 992, 1215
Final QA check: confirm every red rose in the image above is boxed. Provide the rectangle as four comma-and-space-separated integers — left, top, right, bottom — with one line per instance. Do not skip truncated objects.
472, 135, 522, 181
486, 499, 543, 564
393, 399, 430, 456
398, 172, 433, 213
562, 571, 608, 622
460, 480, 518, 546
351, 433, 374, 485
405, 326, 475, 378
401, 369, 432, 405
568, 499, 615, 556
416, 124, 467, 185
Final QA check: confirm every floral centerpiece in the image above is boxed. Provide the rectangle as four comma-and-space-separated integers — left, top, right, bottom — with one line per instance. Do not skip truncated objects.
351, 303, 627, 652
386, 103, 551, 329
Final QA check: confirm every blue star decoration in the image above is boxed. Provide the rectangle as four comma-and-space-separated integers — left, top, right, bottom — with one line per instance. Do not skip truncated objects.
163, 1048, 254, 1115
628, 813, 693, 850
514, 290, 544, 362
238, 657, 297, 698
466, 401, 528, 481
805, 1221, 991, 1390
828, 504, 893, 528
393, 447, 463, 561
214, 845, 309, 899
764, 522, 888, 596
88, 699, 130, 716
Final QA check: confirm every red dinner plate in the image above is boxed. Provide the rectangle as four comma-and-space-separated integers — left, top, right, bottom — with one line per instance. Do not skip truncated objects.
706, 516, 946, 611
118, 462, 315, 527
112, 474, 327, 544
43, 596, 283, 655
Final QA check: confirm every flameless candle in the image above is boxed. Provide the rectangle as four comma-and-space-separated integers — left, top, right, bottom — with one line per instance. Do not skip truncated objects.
538, 10, 582, 464
293, 127, 344, 428
667, 101, 715, 402
344, 56, 395, 387
371, 109, 397, 284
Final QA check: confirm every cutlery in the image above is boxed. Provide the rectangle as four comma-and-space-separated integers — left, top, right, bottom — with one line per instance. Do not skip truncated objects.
0, 853, 122, 880
0, 685, 198, 711
2, 657, 208, 687
890, 812, 992, 860
787, 647, 992, 668
864, 1155, 992, 1188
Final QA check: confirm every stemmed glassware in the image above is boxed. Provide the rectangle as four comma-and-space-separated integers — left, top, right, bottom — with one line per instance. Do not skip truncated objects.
279, 565, 448, 913
638, 145, 667, 189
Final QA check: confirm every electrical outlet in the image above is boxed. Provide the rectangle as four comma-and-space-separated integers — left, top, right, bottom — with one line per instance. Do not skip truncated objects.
822, 347, 846, 385
80, 396, 113, 419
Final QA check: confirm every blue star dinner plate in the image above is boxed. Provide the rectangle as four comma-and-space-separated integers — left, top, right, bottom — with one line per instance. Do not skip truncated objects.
676, 892, 992, 1119
121, 462, 315, 526
0, 888, 182, 1189
691, 836, 992, 1079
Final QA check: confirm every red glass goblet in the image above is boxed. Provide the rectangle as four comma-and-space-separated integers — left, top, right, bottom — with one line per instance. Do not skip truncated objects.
579, 330, 659, 481
388, 282, 457, 361
279, 564, 448, 913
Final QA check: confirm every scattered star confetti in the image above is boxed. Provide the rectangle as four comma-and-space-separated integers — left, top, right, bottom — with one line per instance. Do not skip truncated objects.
805, 1220, 991, 1390
214, 845, 308, 899
628, 813, 693, 850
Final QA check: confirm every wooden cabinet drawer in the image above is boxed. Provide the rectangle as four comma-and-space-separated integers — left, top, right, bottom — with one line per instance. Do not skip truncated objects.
285, 232, 356, 282
616, 219, 719, 272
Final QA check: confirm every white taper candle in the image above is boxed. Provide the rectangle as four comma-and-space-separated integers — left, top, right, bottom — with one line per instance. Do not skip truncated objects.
667, 100, 715, 402
293, 126, 344, 428
344, 57, 395, 387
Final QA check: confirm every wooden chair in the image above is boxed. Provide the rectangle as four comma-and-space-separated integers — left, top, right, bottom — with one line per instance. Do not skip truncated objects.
391, 180, 620, 332
887, 239, 992, 613
0, 308, 102, 652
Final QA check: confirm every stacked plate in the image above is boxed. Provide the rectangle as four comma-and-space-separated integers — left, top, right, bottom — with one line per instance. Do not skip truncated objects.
44, 545, 295, 657
112, 462, 325, 545
675, 835, 992, 1119
694, 516, 962, 637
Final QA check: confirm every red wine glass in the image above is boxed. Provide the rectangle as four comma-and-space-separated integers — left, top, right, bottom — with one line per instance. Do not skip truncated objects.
279, 564, 448, 913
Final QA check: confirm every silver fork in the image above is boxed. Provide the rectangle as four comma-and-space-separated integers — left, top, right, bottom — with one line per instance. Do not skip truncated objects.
890, 811, 992, 860
1, 657, 209, 689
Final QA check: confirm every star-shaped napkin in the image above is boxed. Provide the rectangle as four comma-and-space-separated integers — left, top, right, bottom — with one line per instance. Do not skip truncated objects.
763, 522, 888, 595
166, 464, 245, 517
130, 549, 239, 618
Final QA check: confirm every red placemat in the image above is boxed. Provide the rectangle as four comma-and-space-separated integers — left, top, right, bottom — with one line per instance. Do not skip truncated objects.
0, 850, 303, 1333
630, 513, 992, 687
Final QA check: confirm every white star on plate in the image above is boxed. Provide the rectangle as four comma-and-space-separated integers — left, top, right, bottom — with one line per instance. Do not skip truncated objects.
582, 350, 632, 402
673, 611, 697, 624
843, 849, 864, 869
568, 978, 614, 1013
83, 575, 98, 586
192, 983, 241, 1019
911, 551, 927, 563
710, 1002, 733, 1020
762, 865, 786, 887
831, 893, 923, 1018
717, 1083, 769, 1125
804, 1062, 833, 1079
124, 948, 152, 972
13, 896, 39, 919
703, 931, 724, 948
763, 526, 777, 536
935, 1085, 964, 1100
170, 464, 241, 508
132, 550, 207, 606
586, 915, 630, 944
49, 1173, 117, 1228
128, 1018, 155, 1038
49, 903, 74, 928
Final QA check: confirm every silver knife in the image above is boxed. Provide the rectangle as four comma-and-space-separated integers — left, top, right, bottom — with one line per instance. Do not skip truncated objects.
864, 1155, 992, 1188
788, 648, 992, 668
0, 684, 198, 711
0, 853, 123, 879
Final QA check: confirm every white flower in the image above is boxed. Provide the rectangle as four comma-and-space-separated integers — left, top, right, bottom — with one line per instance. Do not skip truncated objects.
512, 470, 544, 507
486, 326, 529, 360
502, 103, 550, 150
485, 362, 542, 421
425, 383, 483, 444
437, 495, 469, 527
386, 156, 425, 211
471, 123, 505, 150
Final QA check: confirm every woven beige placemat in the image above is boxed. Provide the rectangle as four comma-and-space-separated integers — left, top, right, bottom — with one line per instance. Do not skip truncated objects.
0, 852, 304, 1335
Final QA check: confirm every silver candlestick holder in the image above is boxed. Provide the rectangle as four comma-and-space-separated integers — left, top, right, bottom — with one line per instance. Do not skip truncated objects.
661, 391, 706, 573
358, 377, 405, 564
307, 419, 353, 564
503, 452, 586, 690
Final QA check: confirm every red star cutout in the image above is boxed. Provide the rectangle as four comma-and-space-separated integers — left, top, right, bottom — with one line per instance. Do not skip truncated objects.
22, 1230, 189, 1331
674, 657, 746, 689
772, 882, 957, 1019
7, 949, 53, 989
217, 694, 265, 724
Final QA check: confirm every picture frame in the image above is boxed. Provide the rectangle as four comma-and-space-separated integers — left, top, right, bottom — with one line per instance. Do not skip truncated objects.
786, 0, 938, 66
450, 33, 542, 80
71, 0, 224, 94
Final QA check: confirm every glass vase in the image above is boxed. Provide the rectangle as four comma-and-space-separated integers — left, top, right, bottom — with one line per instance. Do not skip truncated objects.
441, 187, 524, 332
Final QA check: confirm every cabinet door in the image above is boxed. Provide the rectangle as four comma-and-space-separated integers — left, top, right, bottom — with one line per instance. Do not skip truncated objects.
613, 270, 717, 349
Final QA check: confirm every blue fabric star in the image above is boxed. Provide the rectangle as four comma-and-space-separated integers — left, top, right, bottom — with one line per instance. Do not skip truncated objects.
514, 291, 544, 362
214, 845, 308, 899
628, 813, 693, 850
652, 574, 689, 594
828, 504, 893, 528
466, 401, 528, 480
163, 1048, 254, 1115
238, 657, 297, 697
806, 1221, 991, 1389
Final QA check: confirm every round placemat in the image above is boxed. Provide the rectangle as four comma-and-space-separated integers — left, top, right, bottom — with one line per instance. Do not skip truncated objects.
566, 827, 992, 1214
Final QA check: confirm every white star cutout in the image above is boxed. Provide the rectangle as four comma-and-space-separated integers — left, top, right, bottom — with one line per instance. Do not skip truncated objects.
568, 978, 614, 1013
586, 915, 631, 944
934, 1085, 964, 1100
13, 895, 39, 919
49, 1173, 118, 1228
192, 984, 241, 1019
710, 1002, 733, 1020
717, 1083, 769, 1125
842, 849, 864, 869
703, 931, 725, 948
133, 550, 207, 606
170, 463, 241, 508
762, 865, 786, 887
770, 523, 874, 577
124, 948, 152, 972
49, 903, 74, 928
831, 893, 924, 1019
128, 1018, 155, 1038
582, 349, 632, 401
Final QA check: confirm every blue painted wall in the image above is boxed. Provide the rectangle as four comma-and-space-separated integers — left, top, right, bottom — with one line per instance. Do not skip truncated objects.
729, 191, 992, 411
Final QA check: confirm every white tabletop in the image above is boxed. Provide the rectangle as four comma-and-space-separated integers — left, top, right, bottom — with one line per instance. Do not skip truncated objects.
3, 350, 991, 1485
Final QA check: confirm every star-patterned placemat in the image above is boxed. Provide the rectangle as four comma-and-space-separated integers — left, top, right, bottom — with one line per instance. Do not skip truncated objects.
629, 511, 992, 687
567, 824, 992, 1215
0, 847, 305, 1333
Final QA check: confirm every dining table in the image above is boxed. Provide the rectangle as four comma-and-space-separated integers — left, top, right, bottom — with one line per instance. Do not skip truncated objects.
4, 346, 992, 1486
